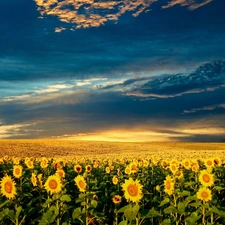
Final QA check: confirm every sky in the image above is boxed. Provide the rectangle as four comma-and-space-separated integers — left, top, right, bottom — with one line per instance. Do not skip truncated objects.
0, 0, 225, 142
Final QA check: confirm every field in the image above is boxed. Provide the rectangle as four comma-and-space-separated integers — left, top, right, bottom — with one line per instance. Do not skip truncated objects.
0, 140, 225, 225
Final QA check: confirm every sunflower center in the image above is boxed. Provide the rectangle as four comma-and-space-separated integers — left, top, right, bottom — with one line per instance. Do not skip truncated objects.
201, 191, 209, 199
15, 168, 20, 174
202, 174, 210, 183
4, 181, 13, 194
166, 180, 171, 189
214, 159, 219, 164
76, 167, 81, 172
127, 184, 138, 196
49, 179, 58, 189
78, 180, 85, 188
207, 161, 212, 166
172, 165, 176, 170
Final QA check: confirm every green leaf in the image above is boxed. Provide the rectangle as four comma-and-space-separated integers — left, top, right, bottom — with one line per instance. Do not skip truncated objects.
189, 201, 201, 207
209, 206, 225, 217
90, 200, 98, 208
180, 190, 190, 196
162, 219, 171, 225
0, 200, 10, 209
72, 207, 82, 219
60, 195, 71, 202
164, 206, 177, 214
118, 221, 127, 225
16, 206, 22, 219
178, 202, 185, 213
145, 208, 162, 218
159, 198, 170, 207
117, 205, 132, 213
214, 186, 225, 191
186, 212, 201, 224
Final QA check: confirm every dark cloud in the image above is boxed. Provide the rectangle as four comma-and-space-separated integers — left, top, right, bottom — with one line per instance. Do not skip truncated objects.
129, 61, 225, 96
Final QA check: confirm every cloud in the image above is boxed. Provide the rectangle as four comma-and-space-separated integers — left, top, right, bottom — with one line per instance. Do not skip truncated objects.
162, 0, 213, 10
126, 61, 225, 98
0, 123, 38, 138
35, 0, 157, 30
183, 104, 225, 114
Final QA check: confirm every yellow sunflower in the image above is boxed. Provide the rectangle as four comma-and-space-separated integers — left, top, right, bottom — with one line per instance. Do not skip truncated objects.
112, 176, 118, 185
13, 165, 23, 179
170, 163, 178, 174
56, 169, 65, 178
197, 187, 212, 202
182, 159, 191, 170
12, 157, 21, 165
40, 157, 49, 169
31, 173, 37, 187
121, 178, 143, 203
164, 175, 175, 196
124, 165, 132, 175
129, 162, 138, 173
112, 195, 122, 204
26, 160, 34, 169
74, 165, 82, 173
74, 175, 87, 192
199, 170, 214, 187
213, 157, 222, 166
105, 166, 110, 174
204, 158, 214, 168
37, 174, 43, 188
44, 175, 62, 195
86, 165, 92, 173
0, 175, 17, 199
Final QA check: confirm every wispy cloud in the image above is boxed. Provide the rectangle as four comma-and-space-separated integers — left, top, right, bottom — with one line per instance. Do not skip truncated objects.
162, 0, 213, 10
183, 104, 225, 114
0, 123, 38, 138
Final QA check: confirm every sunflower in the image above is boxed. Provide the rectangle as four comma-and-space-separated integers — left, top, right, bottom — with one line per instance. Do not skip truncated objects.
86, 165, 92, 173
26, 160, 34, 169
112, 195, 122, 204
37, 174, 43, 188
204, 158, 214, 168
112, 176, 118, 185
0, 175, 17, 199
40, 157, 49, 169
121, 178, 143, 203
129, 162, 138, 173
74, 175, 87, 192
199, 170, 214, 187
124, 165, 131, 175
197, 187, 212, 202
56, 169, 65, 178
0, 158, 4, 164
74, 165, 82, 173
31, 173, 37, 187
105, 166, 110, 174
170, 163, 178, 174
164, 175, 175, 196
12, 157, 21, 165
13, 165, 23, 179
182, 159, 191, 170
44, 175, 62, 195
213, 157, 221, 166
143, 160, 149, 167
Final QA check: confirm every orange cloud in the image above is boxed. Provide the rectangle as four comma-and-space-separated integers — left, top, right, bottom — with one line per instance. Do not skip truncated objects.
35, 0, 156, 30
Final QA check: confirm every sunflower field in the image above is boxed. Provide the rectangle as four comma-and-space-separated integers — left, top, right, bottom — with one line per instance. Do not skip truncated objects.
0, 155, 225, 225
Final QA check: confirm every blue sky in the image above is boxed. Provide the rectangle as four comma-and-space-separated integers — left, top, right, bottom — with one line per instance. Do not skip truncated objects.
0, 0, 225, 141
